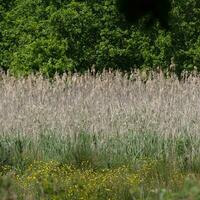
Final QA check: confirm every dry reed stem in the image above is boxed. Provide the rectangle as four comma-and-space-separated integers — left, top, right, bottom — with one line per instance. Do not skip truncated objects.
0, 70, 200, 138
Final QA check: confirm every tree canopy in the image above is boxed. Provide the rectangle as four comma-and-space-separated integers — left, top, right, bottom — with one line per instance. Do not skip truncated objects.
0, 0, 200, 76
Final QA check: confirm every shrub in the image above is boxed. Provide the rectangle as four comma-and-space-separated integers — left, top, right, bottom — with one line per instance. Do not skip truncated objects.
0, 0, 200, 76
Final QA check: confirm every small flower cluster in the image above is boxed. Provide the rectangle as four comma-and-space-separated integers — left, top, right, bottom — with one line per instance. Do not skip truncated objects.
2, 159, 183, 200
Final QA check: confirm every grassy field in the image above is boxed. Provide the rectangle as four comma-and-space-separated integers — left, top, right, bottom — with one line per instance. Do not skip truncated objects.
1, 70, 200, 199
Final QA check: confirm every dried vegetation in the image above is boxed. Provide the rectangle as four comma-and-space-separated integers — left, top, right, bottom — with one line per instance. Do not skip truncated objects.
0, 70, 200, 137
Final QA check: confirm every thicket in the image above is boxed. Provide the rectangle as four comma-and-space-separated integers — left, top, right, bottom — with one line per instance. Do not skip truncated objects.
0, 0, 200, 76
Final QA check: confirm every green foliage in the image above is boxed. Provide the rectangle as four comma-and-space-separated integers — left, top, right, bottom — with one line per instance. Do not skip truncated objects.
0, 0, 200, 76
1, 132, 200, 199
171, 0, 200, 73
1, 131, 200, 173
0, 175, 19, 200
0, 159, 185, 200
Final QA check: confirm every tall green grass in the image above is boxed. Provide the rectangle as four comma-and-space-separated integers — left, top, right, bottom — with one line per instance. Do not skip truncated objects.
1, 131, 200, 199
1, 131, 200, 173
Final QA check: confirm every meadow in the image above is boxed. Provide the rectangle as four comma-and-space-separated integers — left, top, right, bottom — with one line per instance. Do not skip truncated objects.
1, 70, 200, 199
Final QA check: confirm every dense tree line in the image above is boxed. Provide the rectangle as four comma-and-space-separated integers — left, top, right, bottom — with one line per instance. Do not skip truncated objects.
0, 0, 200, 76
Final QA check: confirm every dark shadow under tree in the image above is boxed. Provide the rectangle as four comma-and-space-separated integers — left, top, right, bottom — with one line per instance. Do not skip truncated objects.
117, 0, 171, 30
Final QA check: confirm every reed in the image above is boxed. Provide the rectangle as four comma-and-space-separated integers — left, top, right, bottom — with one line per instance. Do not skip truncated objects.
1, 70, 200, 199
0, 70, 200, 138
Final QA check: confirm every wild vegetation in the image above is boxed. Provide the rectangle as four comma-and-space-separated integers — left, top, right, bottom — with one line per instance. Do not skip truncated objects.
0, 0, 200, 76
1, 71, 200, 199
1, 1, 200, 198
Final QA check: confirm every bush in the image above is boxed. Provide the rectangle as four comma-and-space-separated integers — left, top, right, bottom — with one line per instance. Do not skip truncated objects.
0, 0, 200, 76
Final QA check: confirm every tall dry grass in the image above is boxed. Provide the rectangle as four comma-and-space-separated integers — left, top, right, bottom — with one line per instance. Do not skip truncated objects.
0, 70, 200, 137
